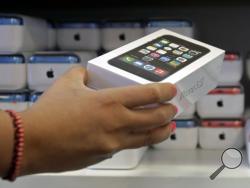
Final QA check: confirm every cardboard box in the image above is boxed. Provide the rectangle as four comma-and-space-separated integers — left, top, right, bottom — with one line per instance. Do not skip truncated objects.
87, 29, 225, 117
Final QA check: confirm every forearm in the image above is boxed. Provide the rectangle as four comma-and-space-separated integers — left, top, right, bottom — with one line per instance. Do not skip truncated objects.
0, 111, 14, 177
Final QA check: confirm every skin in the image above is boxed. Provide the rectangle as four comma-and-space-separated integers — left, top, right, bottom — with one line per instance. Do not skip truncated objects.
0, 66, 177, 178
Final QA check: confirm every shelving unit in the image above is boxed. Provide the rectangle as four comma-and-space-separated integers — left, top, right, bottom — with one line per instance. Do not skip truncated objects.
1, 149, 250, 188
0, 2, 250, 188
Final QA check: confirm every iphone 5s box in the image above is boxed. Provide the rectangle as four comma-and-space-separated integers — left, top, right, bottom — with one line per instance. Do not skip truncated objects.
87, 29, 225, 116
28, 51, 97, 91
0, 15, 48, 53
0, 91, 29, 112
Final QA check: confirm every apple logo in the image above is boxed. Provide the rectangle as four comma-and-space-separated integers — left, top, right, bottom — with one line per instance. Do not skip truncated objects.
219, 133, 225, 140
74, 33, 81, 41
46, 69, 54, 79
170, 134, 176, 141
119, 33, 126, 41
217, 100, 223, 107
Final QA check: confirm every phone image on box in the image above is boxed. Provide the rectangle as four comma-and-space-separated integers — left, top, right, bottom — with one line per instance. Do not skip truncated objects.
201, 119, 243, 128
108, 35, 210, 82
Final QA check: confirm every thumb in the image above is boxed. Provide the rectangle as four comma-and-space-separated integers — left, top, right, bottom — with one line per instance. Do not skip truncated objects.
63, 65, 88, 86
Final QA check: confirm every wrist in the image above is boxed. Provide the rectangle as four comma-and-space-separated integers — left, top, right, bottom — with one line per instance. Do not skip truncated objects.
18, 110, 41, 176
0, 111, 14, 177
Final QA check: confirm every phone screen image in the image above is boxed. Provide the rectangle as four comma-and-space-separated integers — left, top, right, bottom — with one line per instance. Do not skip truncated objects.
108, 35, 210, 82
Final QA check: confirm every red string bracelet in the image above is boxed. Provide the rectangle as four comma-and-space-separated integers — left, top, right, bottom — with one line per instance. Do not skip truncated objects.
3, 110, 25, 182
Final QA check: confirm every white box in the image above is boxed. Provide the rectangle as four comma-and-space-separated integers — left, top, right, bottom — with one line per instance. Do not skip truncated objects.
28, 51, 97, 91
56, 23, 101, 51
0, 92, 28, 112
101, 22, 145, 51
197, 86, 244, 118
47, 22, 56, 50
245, 55, 250, 81
0, 15, 48, 53
0, 54, 27, 90
199, 119, 244, 149
154, 120, 198, 149
176, 103, 195, 119
89, 147, 147, 169
87, 29, 225, 117
219, 52, 242, 84
145, 20, 194, 38
245, 119, 250, 165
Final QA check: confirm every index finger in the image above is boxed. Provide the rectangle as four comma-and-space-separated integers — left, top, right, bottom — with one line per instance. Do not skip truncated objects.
100, 83, 177, 108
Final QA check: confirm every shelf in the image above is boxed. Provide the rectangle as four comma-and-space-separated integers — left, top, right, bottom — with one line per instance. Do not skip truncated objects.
1, 149, 250, 188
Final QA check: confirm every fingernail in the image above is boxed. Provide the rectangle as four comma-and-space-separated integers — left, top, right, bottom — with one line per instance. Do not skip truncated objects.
173, 105, 178, 114
172, 85, 177, 96
171, 121, 176, 133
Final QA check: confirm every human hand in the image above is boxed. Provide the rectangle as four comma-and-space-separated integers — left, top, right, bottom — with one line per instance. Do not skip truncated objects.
20, 66, 177, 175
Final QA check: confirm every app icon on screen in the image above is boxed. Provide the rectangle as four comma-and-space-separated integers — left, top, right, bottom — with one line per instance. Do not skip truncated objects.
139, 49, 150, 55
169, 60, 181, 68
150, 53, 160, 58
121, 56, 135, 63
153, 43, 163, 48
133, 61, 144, 67
169, 43, 179, 48
154, 68, 168, 77
189, 50, 201, 56
159, 56, 171, 62
144, 64, 156, 71
142, 56, 154, 62
160, 39, 170, 44
179, 46, 189, 52
164, 47, 172, 51
146, 46, 157, 51
176, 57, 187, 63
172, 50, 183, 55
156, 49, 167, 55
182, 53, 193, 59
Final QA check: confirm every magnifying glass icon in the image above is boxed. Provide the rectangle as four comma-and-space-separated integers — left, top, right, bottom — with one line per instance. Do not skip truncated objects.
210, 148, 243, 180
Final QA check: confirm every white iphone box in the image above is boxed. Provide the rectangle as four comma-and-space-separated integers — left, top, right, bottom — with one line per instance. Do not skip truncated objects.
199, 119, 244, 149
56, 22, 101, 51
0, 54, 28, 90
154, 119, 198, 149
0, 92, 29, 112
245, 119, 250, 166
89, 147, 147, 169
0, 15, 48, 53
219, 52, 242, 84
28, 51, 97, 91
176, 103, 195, 119
101, 22, 145, 51
87, 29, 225, 117
197, 85, 244, 118
145, 20, 194, 38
